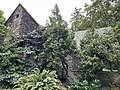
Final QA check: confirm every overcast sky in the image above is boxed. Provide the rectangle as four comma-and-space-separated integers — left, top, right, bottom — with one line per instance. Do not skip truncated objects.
0, 0, 91, 25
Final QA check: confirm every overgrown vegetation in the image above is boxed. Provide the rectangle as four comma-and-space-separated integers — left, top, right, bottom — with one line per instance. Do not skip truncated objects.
39, 4, 77, 80
71, 0, 120, 30
13, 68, 66, 90
79, 29, 120, 78
0, 26, 45, 88
68, 76, 100, 90
0, 0, 120, 89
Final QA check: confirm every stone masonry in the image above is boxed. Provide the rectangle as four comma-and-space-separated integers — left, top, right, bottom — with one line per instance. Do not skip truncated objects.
5, 4, 39, 36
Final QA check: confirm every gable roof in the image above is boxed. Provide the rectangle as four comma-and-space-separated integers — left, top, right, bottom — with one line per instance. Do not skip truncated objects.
4, 4, 42, 36
5, 4, 39, 26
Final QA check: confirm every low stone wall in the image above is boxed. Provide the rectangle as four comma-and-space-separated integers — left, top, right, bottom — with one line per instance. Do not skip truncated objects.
97, 72, 120, 89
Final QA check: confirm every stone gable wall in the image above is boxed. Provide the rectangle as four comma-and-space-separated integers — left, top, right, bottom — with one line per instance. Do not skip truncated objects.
5, 4, 39, 36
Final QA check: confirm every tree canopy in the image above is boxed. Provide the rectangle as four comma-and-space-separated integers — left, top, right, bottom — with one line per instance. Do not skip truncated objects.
71, 0, 120, 30
39, 4, 77, 79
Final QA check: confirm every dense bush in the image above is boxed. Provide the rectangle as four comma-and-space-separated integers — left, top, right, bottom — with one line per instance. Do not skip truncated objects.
0, 42, 28, 88
79, 29, 120, 82
13, 68, 66, 90
68, 76, 100, 90
0, 27, 45, 88
15, 27, 45, 55
68, 27, 120, 90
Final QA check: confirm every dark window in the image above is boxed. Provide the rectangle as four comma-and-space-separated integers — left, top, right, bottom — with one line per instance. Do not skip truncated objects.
16, 14, 19, 18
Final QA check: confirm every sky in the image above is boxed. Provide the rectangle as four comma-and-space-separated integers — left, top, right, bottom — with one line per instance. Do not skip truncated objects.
0, 0, 91, 25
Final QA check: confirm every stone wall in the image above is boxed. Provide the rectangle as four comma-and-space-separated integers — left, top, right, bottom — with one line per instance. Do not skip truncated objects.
67, 55, 79, 77
97, 72, 120, 88
5, 4, 39, 36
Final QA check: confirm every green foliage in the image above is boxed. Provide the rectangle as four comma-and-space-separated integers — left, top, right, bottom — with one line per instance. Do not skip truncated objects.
68, 76, 100, 90
79, 29, 120, 82
0, 10, 25, 88
14, 27, 45, 56
0, 10, 5, 23
113, 21, 120, 44
71, 8, 87, 31
0, 42, 28, 88
13, 68, 66, 90
71, 0, 120, 30
39, 4, 77, 79
0, 10, 6, 43
0, 27, 46, 88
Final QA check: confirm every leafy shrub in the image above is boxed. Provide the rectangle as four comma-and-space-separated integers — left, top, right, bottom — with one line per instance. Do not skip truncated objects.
0, 27, 45, 88
68, 76, 100, 90
0, 44, 28, 88
79, 29, 120, 82
15, 27, 45, 55
13, 68, 66, 90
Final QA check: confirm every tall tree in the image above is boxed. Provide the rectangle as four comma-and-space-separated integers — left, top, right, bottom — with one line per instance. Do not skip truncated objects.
71, 0, 120, 30
71, 8, 87, 31
39, 4, 76, 79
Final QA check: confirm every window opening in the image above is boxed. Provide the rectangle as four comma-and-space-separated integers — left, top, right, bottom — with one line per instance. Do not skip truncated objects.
16, 14, 19, 18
